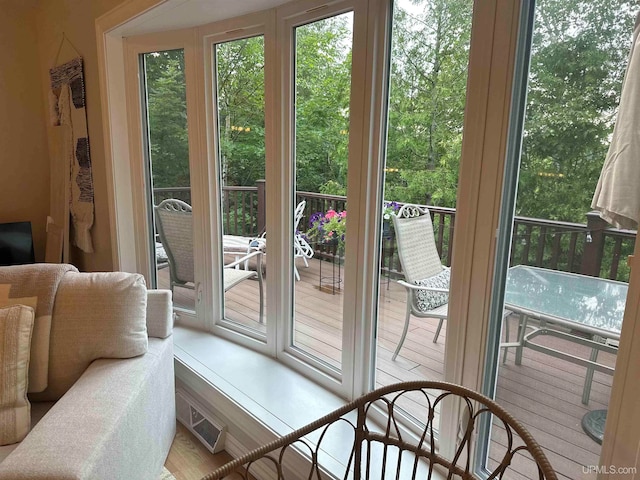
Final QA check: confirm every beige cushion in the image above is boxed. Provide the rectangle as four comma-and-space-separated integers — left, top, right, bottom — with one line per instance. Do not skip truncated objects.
146, 290, 173, 339
0, 263, 77, 393
0, 305, 34, 446
30, 271, 149, 402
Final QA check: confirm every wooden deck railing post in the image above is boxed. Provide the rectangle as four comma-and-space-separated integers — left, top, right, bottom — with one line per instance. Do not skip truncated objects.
581, 211, 609, 277
256, 179, 266, 234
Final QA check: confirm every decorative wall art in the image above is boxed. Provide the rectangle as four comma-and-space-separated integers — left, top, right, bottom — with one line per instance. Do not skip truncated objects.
49, 56, 95, 253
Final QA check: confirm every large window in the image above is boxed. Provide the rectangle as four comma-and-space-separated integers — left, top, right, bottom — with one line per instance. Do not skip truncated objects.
481, 0, 636, 476
374, 0, 472, 390
139, 48, 195, 314
116, 0, 640, 474
292, 11, 354, 373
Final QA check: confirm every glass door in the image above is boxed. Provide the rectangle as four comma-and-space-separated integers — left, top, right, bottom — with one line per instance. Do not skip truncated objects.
481, 0, 636, 477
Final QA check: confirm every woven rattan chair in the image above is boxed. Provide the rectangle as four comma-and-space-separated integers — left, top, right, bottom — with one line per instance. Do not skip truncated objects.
391, 204, 450, 359
155, 199, 264, 323
201, 381, 557, 480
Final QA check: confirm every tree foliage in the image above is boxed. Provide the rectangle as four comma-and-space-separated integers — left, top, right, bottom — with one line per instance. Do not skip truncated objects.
294, 14, 352, 194
144, 0, 636, 224
384, 0, 471, 207
216, 37, 266, 187
517, 0, 636, 222
145, 49, 189, 189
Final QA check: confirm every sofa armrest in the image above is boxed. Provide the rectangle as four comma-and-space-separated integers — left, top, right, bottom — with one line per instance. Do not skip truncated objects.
0, 338, 176, 480
146, 289, 173, 338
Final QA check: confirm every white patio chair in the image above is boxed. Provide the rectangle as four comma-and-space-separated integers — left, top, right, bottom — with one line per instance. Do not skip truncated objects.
293, 200, 314, 280
392, 204, 511, 361
391, 204, 450, 360
154, 198, 264, 323
250, 200, 314, 281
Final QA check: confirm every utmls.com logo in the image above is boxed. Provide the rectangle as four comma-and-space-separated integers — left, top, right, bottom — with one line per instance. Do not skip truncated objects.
582, 465, 637, 475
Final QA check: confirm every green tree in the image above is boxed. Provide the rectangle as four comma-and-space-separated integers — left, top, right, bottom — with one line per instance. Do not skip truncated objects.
384, 0, 472, 207
516, 0, 636, 222
143, 0, 637, 228
145, 49, 189, 189
295, 13, 353, 193
216, 36, 266, 187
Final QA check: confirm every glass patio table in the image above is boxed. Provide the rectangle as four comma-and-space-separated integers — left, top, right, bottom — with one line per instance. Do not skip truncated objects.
504, 265, 627, 406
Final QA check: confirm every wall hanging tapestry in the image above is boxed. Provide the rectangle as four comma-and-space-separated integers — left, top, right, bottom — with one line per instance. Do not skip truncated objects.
49, 57, 95, 253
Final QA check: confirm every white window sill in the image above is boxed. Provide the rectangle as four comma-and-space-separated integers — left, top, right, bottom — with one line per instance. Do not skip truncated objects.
172, 325, 352, 473
173, 325, 444, 479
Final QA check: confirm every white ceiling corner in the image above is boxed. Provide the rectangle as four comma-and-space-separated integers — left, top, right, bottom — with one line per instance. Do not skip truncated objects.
118, 0, 289, 37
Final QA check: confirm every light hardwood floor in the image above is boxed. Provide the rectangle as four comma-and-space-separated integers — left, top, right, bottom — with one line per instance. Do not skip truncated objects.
165, 423, 233, 480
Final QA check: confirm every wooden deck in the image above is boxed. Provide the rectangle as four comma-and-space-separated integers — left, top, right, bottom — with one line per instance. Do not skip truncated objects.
159, 256, 613, 480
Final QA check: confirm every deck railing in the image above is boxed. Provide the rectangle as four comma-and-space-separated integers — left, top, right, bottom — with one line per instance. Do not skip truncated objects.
153, 183, 636, 282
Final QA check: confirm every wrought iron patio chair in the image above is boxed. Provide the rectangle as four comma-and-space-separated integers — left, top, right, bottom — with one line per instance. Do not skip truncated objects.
293, 200, 314, 280
201, 381, 557, 480
251, 200, 314, 281
155, 199, 264, 323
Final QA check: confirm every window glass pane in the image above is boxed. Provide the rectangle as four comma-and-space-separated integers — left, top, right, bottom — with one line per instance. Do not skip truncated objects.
215, 36, 267, 332
143, 49, 195, 313
374, 0, 472, 413
486, 0, 635, 476
293, 12, 354, 371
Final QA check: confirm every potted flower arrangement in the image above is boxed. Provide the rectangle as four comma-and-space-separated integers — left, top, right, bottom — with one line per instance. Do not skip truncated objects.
307, 209, 347, 251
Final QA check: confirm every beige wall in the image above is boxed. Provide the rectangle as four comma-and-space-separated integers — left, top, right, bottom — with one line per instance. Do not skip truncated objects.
33, 0, 125, 271
0, 2, 50, 261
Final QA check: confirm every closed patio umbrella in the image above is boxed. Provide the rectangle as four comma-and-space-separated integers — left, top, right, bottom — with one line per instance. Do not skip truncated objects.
592, 12, 640, 229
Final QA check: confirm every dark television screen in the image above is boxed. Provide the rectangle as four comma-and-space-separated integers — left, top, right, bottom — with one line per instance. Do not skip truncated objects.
0, 222, 35, 266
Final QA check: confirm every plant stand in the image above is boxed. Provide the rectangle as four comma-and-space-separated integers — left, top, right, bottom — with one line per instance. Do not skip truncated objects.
318, 244, 342, 294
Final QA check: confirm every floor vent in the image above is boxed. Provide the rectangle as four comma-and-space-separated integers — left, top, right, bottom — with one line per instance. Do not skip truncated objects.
176, 388, 226, 454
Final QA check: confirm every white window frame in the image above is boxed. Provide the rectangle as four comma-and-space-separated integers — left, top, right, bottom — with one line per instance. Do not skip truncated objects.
199, 13, 274, 352
275, 0, 375, 396
123, 28, 209, 331
96, 0, 640, 471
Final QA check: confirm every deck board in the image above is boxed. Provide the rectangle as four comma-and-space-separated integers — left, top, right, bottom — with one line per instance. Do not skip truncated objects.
157, 257, 611, 479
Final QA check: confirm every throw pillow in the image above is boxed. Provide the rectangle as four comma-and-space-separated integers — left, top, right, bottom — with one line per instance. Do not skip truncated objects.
0, 263, 78, 393
414, 269, 450, 312
30, 271, 149, 402
0, 305, 34, 445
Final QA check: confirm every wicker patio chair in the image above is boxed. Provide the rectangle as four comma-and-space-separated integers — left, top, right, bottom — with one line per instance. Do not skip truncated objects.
201, 381, 557, 480
391, 204, 511, 361
391, 204, 450, 359
155, 198, 264, 323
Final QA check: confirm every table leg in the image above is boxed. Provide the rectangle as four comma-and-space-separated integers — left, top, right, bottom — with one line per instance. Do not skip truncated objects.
502, 313, 510, 364
515, 314, 528, 366
582, 337, 601, 405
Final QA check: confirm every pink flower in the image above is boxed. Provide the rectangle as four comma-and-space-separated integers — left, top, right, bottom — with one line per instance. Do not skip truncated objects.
325, 210, 337, 219
340, 211, 347, 218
